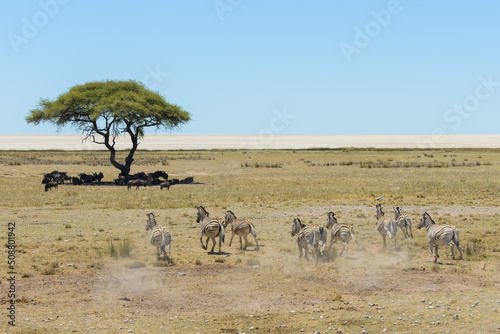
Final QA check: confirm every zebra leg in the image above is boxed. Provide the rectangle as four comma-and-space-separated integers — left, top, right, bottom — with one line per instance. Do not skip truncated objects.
218, 236, 222, 254
166, 244, 172, 263
399, 225, 408, 239
201, 235, 207, 250
328, 237, 334, 251
382, 234, 387, 248
298, 245, 303, 260
454, 229, 464, 260
210, 237, 216, 253
239, 236, 243, 250
449, 242, 456, 260
160, 245, 166, 260
229, 232, 235, 247
243, 235, 248, 250
434, 245, 440, 263
429, 243, 436, 258
339, 241, 346, 256
305, 244, 311, 261
456, 242, 464, 260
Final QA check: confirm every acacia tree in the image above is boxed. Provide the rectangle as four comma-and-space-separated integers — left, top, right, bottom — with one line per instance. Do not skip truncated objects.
26, 80, 190, 177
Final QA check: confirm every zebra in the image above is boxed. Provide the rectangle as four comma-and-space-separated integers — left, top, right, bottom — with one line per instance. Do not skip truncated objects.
290, 218, 323, 261
196, 206, 226, 254
145, 212, 172, 263
325, 211, 358, 256
376, 204, 398, 249
313, 223, 328, 257
417, 212, 464, 263
224, 210, 260, 251
394, 207, 413, 239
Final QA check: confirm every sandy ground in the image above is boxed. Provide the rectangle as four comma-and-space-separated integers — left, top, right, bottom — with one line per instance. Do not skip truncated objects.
1, 134, 500, 150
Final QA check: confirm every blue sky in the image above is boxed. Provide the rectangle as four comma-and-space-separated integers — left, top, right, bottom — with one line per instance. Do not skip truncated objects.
1, 0, 499, 135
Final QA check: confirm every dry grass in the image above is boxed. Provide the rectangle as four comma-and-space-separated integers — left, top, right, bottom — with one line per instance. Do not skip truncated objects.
0, 148, 499, 333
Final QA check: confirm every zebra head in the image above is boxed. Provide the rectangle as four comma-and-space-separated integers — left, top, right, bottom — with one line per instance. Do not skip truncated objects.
291, 218, 304, 237
394, 206, 402, 219
145, 212, 156, 231
224, 210, 236, 226
196, 206, 209, 223
376, 204, 385, 219
418, 212, 434, 229
326, 212, 337, 229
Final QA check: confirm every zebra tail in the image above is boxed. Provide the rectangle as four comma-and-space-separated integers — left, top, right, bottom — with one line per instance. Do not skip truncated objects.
220, 223, 226, 244
453, 228, 460, 248
350, 226, 359, 245
250, 223, 258, 238
313, 228, 318, 249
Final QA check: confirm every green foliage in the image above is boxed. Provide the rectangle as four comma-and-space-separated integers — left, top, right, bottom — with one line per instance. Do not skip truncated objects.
25, 80, 190, 175
109, 242, 118, 258
26, 80, 190, 134
119, 238, 132, 258
109, 239, 132, 259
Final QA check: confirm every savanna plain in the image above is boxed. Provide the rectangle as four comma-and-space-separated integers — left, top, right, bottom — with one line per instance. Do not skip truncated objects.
0, 148, 499, 333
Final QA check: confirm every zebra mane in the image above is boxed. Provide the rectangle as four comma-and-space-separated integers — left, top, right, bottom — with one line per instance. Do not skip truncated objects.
198, 206, 209, 217
148, 212, 157, 226
327, 212, 337, 226
423, 212, 435, 224
225, 210, 236, 224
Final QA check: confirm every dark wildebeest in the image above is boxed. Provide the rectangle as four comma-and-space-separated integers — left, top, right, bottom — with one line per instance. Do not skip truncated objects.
79, 173, 94, 184
72, 177, 83, 185
44, 181, 58, 192
92, 172, 104, 183
127, 179, 146, 190
160, 180, 175, 190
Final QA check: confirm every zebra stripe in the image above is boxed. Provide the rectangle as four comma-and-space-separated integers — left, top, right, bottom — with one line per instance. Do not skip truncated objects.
225, 211, 260, 251
376, 204, 398, 249
145, 212, 172, 263
326, 211, 358, 256
197, 206, 226, 254
291, 218, 322, 261
394, 207, 413, 239
417, 212, 464, 263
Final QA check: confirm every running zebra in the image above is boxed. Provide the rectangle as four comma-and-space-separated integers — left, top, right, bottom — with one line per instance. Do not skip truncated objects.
376, 204, 398, 249
196, 206, 226, 254
290, 218, 323, 261
325, 212, 358, 256
394, 207, 413, 239
417, 212, 464, 263
313, 223, 328, 257
145, 212, 172, 263
224, 211, 260, 251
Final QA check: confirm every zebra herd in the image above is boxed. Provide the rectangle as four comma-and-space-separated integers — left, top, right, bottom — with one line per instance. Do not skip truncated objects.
143, 205, 465, 265
291, 205, 464, 264
376, 205, 464, 263
143, 206, 261, 263
290, 212, 359, 261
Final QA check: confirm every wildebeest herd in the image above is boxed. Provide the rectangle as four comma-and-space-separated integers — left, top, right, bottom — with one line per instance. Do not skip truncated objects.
145, 205, 465, 266
42, 170, 194, 191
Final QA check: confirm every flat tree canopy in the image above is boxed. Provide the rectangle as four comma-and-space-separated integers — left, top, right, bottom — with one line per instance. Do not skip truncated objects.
26, 80, 190, 177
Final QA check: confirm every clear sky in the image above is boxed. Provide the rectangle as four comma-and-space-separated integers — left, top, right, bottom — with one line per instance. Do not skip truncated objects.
1, 0, 499, 135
